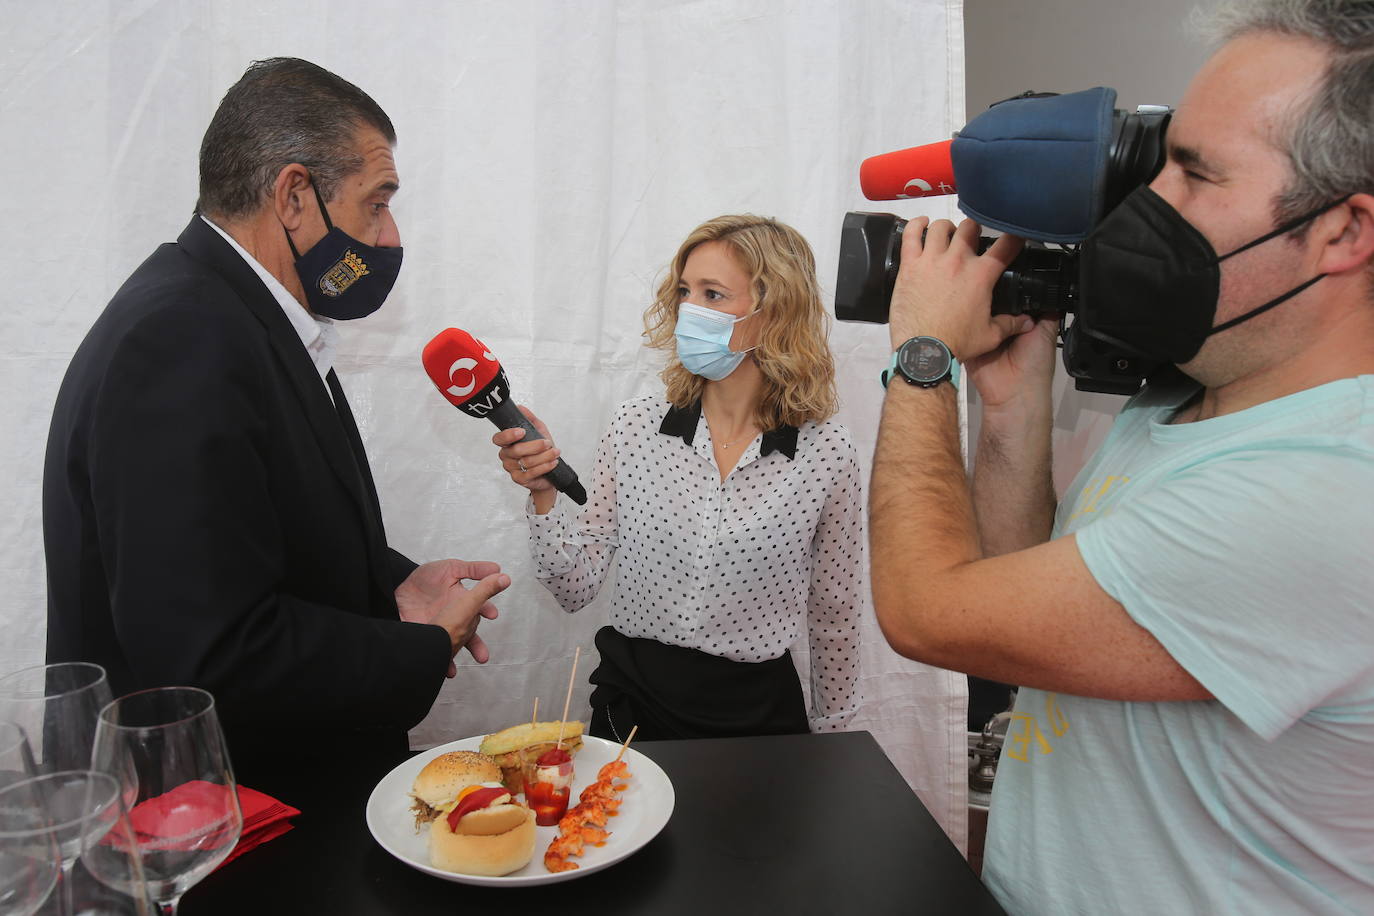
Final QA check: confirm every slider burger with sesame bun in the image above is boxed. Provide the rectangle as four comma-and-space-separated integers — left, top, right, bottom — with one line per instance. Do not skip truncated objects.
409, 751, 502, 829
410, 750, 536, 876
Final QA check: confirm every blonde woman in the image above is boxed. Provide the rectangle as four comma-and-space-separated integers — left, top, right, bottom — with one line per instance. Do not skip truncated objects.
493, 214, 863, 740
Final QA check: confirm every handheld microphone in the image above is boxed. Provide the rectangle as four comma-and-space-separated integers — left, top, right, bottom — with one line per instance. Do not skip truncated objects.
422, 328, 588, 505
859, 138, 957, 201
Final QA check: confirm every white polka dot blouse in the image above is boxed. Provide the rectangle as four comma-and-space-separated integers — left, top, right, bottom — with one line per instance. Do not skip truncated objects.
526, 395, 865, 732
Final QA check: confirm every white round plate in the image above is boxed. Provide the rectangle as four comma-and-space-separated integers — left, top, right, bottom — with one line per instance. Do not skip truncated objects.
365, 735, 674, 887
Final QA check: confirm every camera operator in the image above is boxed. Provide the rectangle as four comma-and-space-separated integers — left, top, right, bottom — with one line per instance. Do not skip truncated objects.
869, 2, 1374, 913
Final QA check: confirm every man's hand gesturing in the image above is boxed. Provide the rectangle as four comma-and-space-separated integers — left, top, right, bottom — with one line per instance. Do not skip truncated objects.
396, 559, 510, 677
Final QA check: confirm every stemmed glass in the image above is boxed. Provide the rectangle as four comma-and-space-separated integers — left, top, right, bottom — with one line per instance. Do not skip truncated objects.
0, 664, 112, 774
0, 722, 37, 791
0, 770, 149, 916
0, 759, 58, 916
92, 687, 242, 916
0, 664, 115, 915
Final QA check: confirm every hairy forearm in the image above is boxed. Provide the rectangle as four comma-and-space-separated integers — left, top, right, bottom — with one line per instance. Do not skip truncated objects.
971, 402, 1056, 556
870, 382, 981, 657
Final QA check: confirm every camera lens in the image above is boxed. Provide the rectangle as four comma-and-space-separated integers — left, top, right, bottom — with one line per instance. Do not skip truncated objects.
835, 212, 905, 322
990, 246, 1077, 316
835, 211, 1077, 323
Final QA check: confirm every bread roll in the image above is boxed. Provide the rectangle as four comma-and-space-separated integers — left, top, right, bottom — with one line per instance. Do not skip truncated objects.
428, 805, 536, 876
452, 802, 529, 837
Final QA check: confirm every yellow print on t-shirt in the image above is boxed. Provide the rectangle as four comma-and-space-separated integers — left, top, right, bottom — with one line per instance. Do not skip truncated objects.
1066, 475, 1131, 523
1005, 693, 1070, 763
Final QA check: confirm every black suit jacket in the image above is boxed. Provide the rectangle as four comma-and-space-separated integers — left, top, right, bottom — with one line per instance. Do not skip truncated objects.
43, 217, 451, 810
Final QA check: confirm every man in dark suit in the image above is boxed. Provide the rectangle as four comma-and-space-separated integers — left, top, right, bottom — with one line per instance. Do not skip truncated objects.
43, 58, 507, 809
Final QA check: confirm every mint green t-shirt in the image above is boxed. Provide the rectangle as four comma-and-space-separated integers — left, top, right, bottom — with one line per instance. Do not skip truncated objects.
983, 377, 1374, 915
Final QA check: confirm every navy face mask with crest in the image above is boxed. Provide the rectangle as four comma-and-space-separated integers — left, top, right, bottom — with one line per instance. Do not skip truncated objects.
285, 177, 403, 320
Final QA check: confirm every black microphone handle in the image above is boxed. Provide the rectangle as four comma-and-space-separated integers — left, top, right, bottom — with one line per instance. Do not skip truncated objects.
480, 399, 588, 505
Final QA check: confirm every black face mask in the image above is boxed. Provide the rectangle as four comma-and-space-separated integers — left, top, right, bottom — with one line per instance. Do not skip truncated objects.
285, 178, 403, 320
1079, 185, 1344, 364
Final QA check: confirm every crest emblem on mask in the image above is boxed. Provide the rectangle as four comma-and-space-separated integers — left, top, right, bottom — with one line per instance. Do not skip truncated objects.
318, 250, 371, 298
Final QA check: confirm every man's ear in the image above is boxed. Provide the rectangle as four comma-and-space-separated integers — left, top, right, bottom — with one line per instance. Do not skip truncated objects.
1315, 192, 1374, 277
272, 164, 313, 232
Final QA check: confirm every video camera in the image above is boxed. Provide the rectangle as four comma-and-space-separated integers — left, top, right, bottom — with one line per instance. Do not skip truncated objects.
835, 88, 1172, 395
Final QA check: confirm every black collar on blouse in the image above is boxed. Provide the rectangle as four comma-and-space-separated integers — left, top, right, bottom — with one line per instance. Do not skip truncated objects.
658, 400, 799, 460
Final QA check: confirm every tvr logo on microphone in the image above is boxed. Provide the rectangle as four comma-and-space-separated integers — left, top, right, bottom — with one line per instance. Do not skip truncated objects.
445, 347, 497, 398
459, 371, 510, 418
898, 177, 956, 198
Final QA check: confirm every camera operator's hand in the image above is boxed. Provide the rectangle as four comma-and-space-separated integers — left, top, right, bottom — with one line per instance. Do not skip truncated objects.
887, 217, 1027, 360
965, 313, 1060, 413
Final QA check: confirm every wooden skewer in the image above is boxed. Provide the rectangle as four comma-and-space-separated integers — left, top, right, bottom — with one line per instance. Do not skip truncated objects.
614, 724, 639, 763
555, 646, 580, 749
519, 698, 539, 790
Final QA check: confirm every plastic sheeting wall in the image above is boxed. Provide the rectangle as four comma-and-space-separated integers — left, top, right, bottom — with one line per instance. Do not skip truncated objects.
2, 0, 970, 850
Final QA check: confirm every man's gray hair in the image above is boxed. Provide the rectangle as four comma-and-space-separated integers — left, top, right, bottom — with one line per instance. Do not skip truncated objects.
197, 58, 395, 221
1198, 1, 1374, 228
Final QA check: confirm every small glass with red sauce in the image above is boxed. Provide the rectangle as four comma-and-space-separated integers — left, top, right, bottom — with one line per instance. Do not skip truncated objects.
527, 747, 573, 826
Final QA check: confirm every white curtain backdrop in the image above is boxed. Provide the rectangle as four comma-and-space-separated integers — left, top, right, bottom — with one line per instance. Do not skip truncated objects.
2, 0, 970, 850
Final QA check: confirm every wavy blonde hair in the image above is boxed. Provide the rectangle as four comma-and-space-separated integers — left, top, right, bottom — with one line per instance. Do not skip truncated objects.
643, 214, 838, 430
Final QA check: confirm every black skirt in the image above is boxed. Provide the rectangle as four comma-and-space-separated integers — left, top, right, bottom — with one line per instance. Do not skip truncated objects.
587, 625, 809, 741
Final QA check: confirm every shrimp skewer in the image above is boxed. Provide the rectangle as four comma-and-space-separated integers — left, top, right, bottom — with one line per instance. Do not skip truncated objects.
598, 759, 630, 783
543, 819, 608, 871
543, 758, 633, 872
559, 801, 609, 830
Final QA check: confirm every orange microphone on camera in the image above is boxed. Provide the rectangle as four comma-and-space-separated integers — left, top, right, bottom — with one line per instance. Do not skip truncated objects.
859, 139, 958, 200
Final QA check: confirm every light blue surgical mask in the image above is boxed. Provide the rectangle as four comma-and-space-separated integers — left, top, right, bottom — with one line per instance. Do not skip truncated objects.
674, 302, 758, 380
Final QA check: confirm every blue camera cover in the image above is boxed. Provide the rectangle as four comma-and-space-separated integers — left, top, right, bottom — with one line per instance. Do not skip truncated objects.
952, 86, 1116, 243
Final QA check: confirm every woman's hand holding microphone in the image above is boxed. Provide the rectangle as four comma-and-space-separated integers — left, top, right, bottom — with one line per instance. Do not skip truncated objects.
492, 405, 562, 515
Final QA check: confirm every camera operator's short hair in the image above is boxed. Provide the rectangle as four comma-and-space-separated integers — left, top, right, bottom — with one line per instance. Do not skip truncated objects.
197, 58, 395, 220
643, 214, 838, 431
1204, 0, 1374, 228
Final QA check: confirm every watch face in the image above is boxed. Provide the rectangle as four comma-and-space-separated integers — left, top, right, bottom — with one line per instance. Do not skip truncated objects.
899, 338, 950, 382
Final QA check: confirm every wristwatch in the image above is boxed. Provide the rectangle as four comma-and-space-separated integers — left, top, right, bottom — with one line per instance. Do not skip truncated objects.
882, 336, 960, 389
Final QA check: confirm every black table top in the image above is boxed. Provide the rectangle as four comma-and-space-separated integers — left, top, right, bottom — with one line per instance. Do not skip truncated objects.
183, 730, 1006, 915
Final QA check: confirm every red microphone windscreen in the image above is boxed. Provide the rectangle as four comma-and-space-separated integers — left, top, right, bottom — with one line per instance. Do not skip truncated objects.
859, 139, 957, 201
422, 328, 503, 408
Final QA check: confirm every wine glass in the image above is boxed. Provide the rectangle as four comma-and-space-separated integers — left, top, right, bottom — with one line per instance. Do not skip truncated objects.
91, 688, 242, 916
0, 722, 37, 792
0, 776, 60, 916
0, 664, 112, 774
0, 770, 149, 916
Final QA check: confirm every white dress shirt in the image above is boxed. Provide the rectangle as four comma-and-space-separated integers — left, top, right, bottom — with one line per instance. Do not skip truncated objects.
527, 395, 865, 731
200, 215, 338, 398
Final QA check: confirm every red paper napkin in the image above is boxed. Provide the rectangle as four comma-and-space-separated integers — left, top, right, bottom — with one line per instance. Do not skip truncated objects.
126, 781, 300, 869
221, 784, 301, 868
